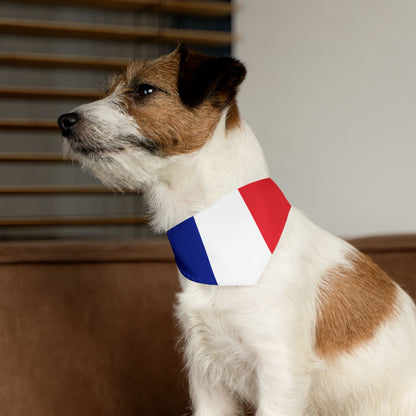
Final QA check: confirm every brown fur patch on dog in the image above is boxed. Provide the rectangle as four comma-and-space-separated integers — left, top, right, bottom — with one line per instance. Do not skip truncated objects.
108, 50, 241, 156
315, 251, 398, 358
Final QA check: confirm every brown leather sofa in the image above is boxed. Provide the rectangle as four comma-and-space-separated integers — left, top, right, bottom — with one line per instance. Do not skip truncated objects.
0, 236, 414, 416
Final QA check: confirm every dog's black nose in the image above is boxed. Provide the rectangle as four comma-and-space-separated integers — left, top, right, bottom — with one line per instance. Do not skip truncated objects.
57, 112, 79, 137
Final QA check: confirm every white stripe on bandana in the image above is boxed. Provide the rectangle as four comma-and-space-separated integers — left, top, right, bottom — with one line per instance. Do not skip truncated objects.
167, 178, 291, 286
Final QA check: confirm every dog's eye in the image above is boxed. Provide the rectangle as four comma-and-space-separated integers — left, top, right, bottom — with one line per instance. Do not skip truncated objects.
134, 84, 156, 98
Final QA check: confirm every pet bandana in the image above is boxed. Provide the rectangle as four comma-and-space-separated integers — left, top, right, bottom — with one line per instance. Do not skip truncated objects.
167, 178, 291, 286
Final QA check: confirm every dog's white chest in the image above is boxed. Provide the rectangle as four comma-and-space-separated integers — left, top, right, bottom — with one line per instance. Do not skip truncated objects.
176, 291, 258, 399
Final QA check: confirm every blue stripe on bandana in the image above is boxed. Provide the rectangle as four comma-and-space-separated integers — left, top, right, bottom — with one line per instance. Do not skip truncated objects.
167, 216, 218, 285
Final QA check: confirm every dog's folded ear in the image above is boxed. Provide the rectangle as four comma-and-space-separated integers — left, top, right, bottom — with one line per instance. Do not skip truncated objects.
177, 46, 246, 108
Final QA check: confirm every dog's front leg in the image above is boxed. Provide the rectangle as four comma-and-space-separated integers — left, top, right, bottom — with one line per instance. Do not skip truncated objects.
254, 348, 312, 416
189, 369, 240, 416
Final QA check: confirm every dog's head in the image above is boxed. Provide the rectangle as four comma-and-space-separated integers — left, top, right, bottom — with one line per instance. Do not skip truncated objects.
57, 47, 246, 191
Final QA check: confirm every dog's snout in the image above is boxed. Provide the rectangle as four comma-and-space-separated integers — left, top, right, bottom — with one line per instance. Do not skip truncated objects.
57, 112, 80, 137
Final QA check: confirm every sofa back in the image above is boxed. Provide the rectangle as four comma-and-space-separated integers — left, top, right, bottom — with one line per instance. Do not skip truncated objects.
0, 236, 414, 415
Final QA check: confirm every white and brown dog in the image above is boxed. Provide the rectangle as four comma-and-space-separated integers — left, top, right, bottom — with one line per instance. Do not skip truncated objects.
58, 47, 416, 415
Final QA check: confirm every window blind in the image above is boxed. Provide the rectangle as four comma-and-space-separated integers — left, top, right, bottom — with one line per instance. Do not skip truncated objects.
0, 0, 234, 240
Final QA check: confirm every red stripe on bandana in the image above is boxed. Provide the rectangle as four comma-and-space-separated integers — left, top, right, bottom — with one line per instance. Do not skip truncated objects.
238, 178, 291, 253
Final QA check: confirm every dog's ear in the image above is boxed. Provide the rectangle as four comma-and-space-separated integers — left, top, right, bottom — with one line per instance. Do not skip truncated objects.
177, 46, 246, 108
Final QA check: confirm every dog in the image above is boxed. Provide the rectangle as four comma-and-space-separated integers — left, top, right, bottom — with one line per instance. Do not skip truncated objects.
58, 46, 416, 415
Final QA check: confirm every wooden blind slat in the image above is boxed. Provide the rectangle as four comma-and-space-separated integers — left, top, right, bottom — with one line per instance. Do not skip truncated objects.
0, 18, 234, 47
153, 0, 234, 17
0, 186, 136, 195
0, 153, 65, 162
0, 215, 148, 226
8, 0, 234, 17
0, 87, 101, 101
0, 120, 58, 130
0, 52, 129, 70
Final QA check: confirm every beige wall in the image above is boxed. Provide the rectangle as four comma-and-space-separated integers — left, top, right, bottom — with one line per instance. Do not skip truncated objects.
235, 0, 416, 238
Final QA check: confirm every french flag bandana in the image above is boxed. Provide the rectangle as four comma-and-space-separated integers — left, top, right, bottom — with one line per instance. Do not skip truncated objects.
167, 178, 291, 286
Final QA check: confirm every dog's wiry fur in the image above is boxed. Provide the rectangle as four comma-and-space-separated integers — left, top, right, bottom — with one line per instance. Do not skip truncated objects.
59, 47, 416, 415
